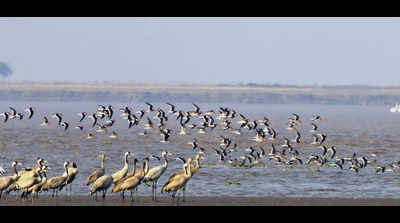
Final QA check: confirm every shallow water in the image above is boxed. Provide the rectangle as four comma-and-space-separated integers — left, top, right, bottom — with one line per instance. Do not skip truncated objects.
1, 101, 400, 198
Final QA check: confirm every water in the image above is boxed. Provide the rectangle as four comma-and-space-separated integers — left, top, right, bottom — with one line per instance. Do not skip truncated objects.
1, 101, 400, 198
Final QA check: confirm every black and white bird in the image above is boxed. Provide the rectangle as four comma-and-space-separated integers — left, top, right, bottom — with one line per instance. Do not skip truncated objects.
41, 116, 50, 126
25, 107, 36, 119
77, 112, 87, 122
0, 112, 9, 123
52, 113, 63, 125
166, 102, 177, 114
311, 115, 322, 122
60, 122, 70, 131
89, 113, 98, 128
310, 123, 318, 133
145, 102, 154, 113
317, 133, 327, 145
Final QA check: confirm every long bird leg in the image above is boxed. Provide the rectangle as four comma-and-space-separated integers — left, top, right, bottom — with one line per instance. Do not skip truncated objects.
176, 190, 180, 206
130, 189, 134, 202
102, 189, 107, 199
151, 181, 155, 200
171, 191, 176, 204
135, 187, 138, 202
122, 190, 125, 200
154, 180, 159, 201
183, 186, 186, 202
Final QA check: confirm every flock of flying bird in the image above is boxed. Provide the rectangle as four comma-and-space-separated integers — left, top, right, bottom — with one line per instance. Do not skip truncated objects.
0, 102, 398, 204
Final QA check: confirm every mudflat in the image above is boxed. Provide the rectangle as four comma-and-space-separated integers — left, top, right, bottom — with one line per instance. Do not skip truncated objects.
0, 196, 399, 206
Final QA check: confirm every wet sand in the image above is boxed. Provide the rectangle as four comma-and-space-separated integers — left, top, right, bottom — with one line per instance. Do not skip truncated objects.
1, 195, 400, 206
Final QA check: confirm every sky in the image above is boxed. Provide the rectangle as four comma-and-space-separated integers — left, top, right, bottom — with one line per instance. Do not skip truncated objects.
1, 17, 400, 85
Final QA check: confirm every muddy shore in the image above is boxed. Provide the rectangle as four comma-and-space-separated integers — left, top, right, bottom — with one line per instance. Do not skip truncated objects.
0, 195, 399, 206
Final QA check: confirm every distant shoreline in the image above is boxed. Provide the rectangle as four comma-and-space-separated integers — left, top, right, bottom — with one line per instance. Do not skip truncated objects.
0, 82, 399, 105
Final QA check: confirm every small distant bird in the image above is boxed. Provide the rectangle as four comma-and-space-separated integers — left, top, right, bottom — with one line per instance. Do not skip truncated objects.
0, 112, 9, 123
109, 131, 119, 138
317, 133, 327, 145
286, 122, 296, 131
41, 116, 50, 126
25, 107, 36, 119
311, 115, 322, 121
89, 113, 98, 128
310, 123, 318, 133
60, 122, 70, 131
166, 102, 177, 114
145, 102, 154, 113
52, 113, 63, 125
311, 134, 320, 145
15, 113, 24, 120
290, 113, 301, 124
292, 130, 301, 143
75, 125, 84, 131
86, 133, 95, 139
77, 112, 87, 122
9, 107, 17, 119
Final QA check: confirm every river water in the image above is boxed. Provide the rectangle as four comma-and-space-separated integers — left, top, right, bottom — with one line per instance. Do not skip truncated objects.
1, 101, 400, 198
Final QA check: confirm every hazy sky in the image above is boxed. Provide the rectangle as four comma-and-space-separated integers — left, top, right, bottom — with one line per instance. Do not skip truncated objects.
1, 17, 400, 85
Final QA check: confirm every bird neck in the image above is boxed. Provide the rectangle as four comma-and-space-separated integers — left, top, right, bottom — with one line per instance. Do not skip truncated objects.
144, 160, 149, 174
194, 158, 200, 169
140, 161, 146, 177
185, 159, 192, 178
63, 165, 69, 177
131, 161, 136, 176
163, 155, 168, 167
123, 155, 129, 169
101, 156, 104, 169
13, 164, 18, 176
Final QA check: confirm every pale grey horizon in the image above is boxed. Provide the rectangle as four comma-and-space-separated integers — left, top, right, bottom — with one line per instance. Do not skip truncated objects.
1, 17, 400, 86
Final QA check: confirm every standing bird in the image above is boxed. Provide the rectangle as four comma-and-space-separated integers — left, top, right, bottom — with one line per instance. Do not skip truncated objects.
89, 173, 114, 200
165, 153, 204, 202
161, 157, 193, 205
112, 157, 149, 201
16, 166, 46, 198
143, 151, 173, 201
59, 161, 78, 196
86, 153, 106, 186
41, 161, 70, 197
27, 165, 50, 199
111, 152, 132, 184
0, 161, 21, 198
